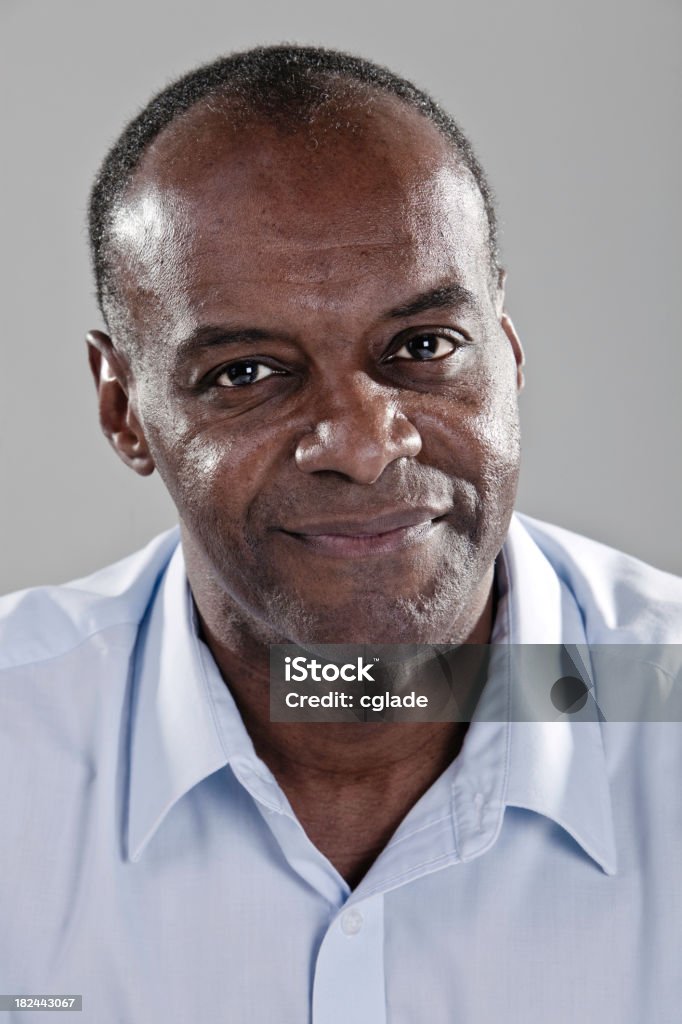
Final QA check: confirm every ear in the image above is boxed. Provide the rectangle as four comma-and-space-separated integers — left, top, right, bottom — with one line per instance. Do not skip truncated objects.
86, 330, 155, 476
495, 269, 525, 392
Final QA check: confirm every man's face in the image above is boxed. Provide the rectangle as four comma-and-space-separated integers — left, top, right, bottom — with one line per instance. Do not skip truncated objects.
101, 98, 523, 645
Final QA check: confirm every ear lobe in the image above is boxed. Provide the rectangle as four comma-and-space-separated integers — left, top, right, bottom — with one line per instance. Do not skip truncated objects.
85, 330, 155, 477
500, 313, 525, 392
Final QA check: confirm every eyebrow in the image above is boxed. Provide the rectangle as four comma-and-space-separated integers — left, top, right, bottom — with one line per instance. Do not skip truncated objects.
175, 326, 295, 363
174, 279, 477, 362
383, 280, 477, 320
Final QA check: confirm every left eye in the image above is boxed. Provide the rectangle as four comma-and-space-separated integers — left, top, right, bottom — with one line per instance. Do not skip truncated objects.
390, 334, 458, 361
214, 361, 277, 387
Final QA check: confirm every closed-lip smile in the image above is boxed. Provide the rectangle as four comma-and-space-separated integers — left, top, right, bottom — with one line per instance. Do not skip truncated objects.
280, 507, 449, 557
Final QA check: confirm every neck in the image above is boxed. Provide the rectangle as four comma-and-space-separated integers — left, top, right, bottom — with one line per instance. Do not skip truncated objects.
191, 577, 495, 780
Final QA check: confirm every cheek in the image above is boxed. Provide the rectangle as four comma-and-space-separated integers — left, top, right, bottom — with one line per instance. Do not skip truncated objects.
475, 376, 521, 467
145, 408, 296, 545
418, 359, 520, 487
138, 398, 240, 518
470, 361, 522, 532
173, 436, 233, 509
473, 399, 521, 516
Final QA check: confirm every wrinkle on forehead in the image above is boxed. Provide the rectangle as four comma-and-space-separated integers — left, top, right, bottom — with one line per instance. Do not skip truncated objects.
188, 166, 488, 304
189, 166, 486, 265
108, 110, 493, 349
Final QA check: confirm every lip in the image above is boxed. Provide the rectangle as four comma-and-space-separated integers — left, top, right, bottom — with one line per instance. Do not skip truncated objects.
280, 507, 449, 558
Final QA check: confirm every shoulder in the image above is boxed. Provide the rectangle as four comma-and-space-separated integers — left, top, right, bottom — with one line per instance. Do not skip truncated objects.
516, 513, 682, 642
0, 527, 180, 672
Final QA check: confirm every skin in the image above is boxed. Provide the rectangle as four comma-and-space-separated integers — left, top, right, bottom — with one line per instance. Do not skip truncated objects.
87, 94, 524, 886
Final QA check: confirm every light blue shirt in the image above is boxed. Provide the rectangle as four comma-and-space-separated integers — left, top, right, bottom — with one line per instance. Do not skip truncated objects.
1, 512, 680, 1023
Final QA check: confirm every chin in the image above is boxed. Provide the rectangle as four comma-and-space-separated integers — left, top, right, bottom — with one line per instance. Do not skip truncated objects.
281, 591, 477, 647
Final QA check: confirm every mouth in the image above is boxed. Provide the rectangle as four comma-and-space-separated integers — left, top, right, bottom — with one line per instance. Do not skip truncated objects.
279, 508, 449, 558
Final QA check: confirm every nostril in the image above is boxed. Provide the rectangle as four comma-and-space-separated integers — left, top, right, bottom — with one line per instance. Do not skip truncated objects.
294, 421, 334, 470
293, 407, 422, 483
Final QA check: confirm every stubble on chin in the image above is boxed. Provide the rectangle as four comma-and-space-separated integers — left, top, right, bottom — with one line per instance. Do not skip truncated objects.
233, 532, 491, 647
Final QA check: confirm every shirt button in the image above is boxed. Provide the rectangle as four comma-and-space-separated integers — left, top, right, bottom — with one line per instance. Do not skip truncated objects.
340, 908, 364, 936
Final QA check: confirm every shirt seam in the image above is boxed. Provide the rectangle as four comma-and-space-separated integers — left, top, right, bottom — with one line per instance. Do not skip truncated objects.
357, 848, 461, 899
383, 812, 453, 851
0, 619, 140, 673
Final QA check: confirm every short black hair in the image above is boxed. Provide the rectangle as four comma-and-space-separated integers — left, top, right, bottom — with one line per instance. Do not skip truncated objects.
89, 44, 499, 331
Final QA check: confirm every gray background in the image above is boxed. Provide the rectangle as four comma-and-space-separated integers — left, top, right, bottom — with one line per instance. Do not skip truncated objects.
1, 0, 680, 593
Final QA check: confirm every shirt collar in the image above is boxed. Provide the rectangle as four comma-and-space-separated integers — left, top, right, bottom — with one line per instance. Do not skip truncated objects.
495, 515, 618, 875
127, 541, 291, 862
126, 514, 617, 875
127, 543, 229, 862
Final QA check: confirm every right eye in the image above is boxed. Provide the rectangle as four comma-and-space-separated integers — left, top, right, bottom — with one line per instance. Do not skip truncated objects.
389, 333, 460, 362
214, 361, 279, 387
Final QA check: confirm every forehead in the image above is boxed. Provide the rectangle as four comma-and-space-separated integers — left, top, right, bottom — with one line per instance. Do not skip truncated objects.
109, 96, 492, 343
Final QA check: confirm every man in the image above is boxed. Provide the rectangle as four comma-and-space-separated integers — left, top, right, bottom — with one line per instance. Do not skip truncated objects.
0, 45, 680, 1023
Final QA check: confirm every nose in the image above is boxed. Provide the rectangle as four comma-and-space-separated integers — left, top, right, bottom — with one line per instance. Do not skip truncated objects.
294, 373, 422, 484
